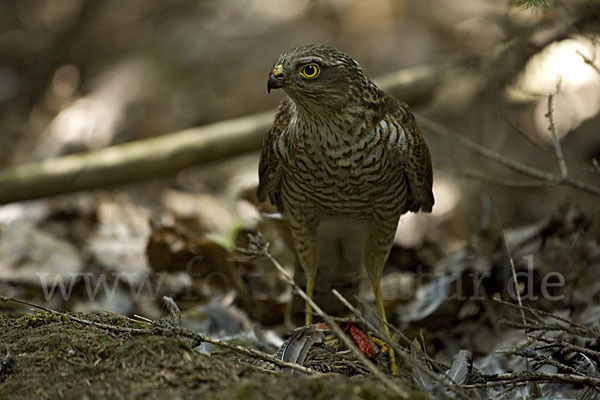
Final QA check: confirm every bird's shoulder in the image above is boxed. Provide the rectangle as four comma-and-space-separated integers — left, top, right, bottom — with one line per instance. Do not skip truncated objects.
257, 97, 295, 210
377, 92, 435, 213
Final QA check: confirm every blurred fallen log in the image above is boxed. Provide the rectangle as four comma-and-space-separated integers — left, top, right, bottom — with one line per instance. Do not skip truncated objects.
0, 62, 444, 205
2, 56, 597, 205
0, 111, 273, 204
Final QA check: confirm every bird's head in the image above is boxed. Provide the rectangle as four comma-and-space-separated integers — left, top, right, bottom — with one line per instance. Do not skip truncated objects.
267, 45, 365, 110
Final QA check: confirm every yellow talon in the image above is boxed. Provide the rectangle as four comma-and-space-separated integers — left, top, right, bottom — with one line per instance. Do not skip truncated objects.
388, 346, 398, 376
371, 335, 398, 376
370, 335, 387, 350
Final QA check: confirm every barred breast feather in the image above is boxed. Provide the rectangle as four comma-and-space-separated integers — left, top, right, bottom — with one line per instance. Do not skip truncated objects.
258, 91, 433, 217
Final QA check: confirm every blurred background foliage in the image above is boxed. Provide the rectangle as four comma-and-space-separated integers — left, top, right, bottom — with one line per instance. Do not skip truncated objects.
2, 3, 600, 397
0, 0, 599, 317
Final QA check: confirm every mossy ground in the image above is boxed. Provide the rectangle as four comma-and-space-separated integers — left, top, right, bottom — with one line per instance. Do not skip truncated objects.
0, 313, 421, 400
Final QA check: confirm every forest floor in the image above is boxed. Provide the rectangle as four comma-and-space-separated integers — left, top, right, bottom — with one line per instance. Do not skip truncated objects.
0, 312, 420, 400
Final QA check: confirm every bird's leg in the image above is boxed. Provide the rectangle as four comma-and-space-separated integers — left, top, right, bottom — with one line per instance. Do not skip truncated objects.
368, 268, 398, 375
365, 221, 399, 375
299, 241, 318, 325
304, 268, 316, 325
288, 215, 319, 326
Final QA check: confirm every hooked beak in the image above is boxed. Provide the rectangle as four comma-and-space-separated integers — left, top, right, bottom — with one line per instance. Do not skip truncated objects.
267, 64, 284, 93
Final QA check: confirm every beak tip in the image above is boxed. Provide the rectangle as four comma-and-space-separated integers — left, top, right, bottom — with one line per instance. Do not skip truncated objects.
267, 72, 283, 94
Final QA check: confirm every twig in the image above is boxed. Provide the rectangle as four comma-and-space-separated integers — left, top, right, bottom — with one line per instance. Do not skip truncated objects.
418, 116, 558, 181
438, 167, 553, 188
497, 346, 583, 377
492, 209, 529, 335
235, 235, 410, 399
332, 289, 446, 374
498, 220, 528, 331
495, 382, 525, 397
0, 294, 143, 333
493, 297, 596, 335
534, 337, 600, 359
353, 295, 451, 372
531, 355, 583, 376
0, 294, 317, 376
104, 311, 151, 326
503, 115, 600, 176
156, 327, 318, 376
494, 332, 542, 359
331, 289, 413, 349
132, 314, 153, 324
501, 114, 546, 152
576, 49, 600, 74
546, 77, 568, 179
331, 290, 472, 400
331, 290, 383, 335
499, 320, 599, 338
418, 116, 600, 197
464, 371, 600, 388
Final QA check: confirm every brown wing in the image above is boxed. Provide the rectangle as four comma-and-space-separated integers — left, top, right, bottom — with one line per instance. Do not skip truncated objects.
257, 96, 294, 212
384, 95, 434, 213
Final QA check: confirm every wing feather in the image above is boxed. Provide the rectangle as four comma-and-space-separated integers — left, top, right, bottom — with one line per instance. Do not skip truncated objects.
383, 95, 434, 213
257, 96, 294, 212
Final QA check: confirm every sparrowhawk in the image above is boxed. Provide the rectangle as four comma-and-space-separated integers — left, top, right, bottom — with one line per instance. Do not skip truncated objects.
258, 44, 434, 371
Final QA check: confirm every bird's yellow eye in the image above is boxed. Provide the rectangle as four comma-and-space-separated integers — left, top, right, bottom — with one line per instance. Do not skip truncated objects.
299, 63, 320, 79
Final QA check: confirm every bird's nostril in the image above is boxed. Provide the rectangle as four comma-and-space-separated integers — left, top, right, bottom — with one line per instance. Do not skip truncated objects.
272, 64, 284, 77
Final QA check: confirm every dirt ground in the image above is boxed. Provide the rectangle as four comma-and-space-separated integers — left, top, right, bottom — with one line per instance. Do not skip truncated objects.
0, 312, 422, 400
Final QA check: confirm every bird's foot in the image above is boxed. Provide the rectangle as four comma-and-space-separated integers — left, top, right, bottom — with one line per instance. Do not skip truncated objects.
279, 321, 398, 376
370, 335, 399, 376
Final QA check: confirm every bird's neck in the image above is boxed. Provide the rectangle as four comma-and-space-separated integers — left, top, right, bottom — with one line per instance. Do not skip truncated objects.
292, 99, 376, 142
290, 78, 385, 141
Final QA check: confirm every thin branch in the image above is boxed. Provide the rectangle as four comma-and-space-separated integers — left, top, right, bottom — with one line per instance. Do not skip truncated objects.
546, 77, 568, 179
471, 371, 600, 388
499, 320, 599, 338
576, 49, 600, 75
331, 290, 414, 349
535, 337, 600, 359
494, 210, 528, 331
332, 290, 383, 336
418, 117, 558, 181
437, 167, 553, 188
157, 326, 317, 376
503, 114, 600, 176
418, 115, 600, 196
234, 236, 410, 399
352, 294, 452, 374
505, 235, 528, 328
502, 114, 547, 151
332, 290, 472, 400
332, 289, 444, 373
493, 296, 596, 334
497, 347, 583, 377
